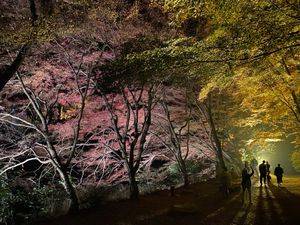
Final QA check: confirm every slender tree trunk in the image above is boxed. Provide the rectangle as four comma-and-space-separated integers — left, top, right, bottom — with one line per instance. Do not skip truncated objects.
161, 88, 190, 186
282, 58, 300, 118
0, 45, 29, 93
57, 168, 79, 213
0, 0, 39, 93
183, 172, 188, 186
29, 0, 38, 24
128, 169, 139, 199
291, 91, 300, 116
179, 159, 188, 186
182, 88, 191, 186
207, 94, 226, 170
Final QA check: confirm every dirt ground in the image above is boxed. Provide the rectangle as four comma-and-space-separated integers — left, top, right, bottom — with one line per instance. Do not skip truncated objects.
36, 175, 300, 225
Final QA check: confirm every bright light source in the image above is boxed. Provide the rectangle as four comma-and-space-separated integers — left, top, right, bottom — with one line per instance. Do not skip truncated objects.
265, 138, 282, 142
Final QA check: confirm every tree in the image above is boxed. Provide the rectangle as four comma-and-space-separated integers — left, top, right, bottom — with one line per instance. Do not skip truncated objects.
229, 54, 300, 147
94, 36, 172, 198
0, 0, 139, 92
0, 0, 39, 93
154, 86, 192, 186
291, 149, 300, 173
97, 81, 157, 199
158, 0, 300, 56
205, 93, 227, 170
0, 42, 91, 213
142, 0, 300, 101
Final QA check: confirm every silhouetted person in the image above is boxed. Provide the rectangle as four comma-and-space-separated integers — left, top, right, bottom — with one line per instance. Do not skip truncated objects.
274, 164, 284, 186
250, 158, 258, 177
241, 161, 254, 204
266, 161, 271, 186
266, 161, 270, 173
259, 160, 267, 186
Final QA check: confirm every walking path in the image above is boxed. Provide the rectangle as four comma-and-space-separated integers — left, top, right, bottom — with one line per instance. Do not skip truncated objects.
208, 176, 300, 225
36, 176, 300, 225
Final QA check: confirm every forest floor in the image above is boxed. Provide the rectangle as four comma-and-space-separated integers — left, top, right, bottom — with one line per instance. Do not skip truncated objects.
36, 175, 300, 225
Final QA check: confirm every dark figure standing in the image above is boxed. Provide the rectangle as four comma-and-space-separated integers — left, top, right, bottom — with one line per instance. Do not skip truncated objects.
266, 161, 271, 186
241, 161, 254, 204
259, 160, 267, 186
266, 161, 270, 173
274, 164, 284, 186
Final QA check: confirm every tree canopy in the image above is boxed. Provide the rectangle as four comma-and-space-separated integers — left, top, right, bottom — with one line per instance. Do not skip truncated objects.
106, 0, 300, 167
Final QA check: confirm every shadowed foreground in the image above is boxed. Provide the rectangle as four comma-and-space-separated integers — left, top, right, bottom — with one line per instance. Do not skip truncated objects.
36, 176, 300, 225
208, 176, 300, 225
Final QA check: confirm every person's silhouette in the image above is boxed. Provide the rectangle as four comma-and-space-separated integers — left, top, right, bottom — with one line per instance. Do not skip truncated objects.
241, 161, 254, 204
259, 160, 267, 186
274, 164, 284, 186
266, 161, 270, 173
266, 161, 271, 186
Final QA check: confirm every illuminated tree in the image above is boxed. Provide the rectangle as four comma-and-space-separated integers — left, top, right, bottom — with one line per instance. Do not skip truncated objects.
95, 37, 164, 198
0, 43, 91, 213
97, 79, 157, 199
291, 149, 300, 172
155, 86, 192, 186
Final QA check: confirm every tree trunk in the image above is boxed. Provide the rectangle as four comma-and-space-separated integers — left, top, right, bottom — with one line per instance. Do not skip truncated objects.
207, 94, 226, 170
0, 45, 29, 93
178, 156, 189, 186
129, 170, 139, 199
58, 169, 79, 213
29, 0, 38, 24
181, 163, 189, 186
291, 91, 300, 116
0, 0, 40, 93
282, 58, 300, 122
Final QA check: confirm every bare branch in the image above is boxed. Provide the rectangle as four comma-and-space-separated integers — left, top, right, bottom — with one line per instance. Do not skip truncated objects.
0, 157, 51, 176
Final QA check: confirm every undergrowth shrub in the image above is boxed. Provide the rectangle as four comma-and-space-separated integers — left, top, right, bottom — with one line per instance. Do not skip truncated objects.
0, 178, 55, 225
